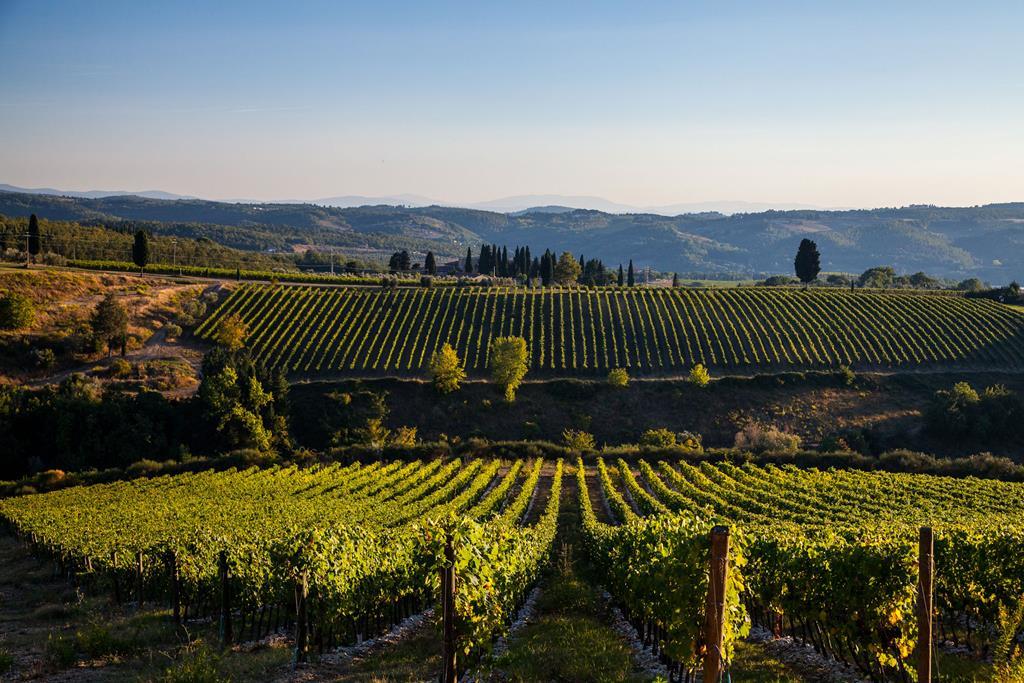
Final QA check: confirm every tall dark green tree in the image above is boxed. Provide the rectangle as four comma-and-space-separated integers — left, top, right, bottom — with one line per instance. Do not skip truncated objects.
464, 247, 473, 273
90, 293, 129, 356
27, 214, 40, 265
541, 250, 554, 286
794, 238, 821, 286
425, 251, 436, 275
132, 230, 150, 271
627, 260, 635, 286
672, 272, 680, 287
617, 264, 624, 286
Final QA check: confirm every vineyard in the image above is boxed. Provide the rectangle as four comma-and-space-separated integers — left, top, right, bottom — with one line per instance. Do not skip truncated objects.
195, 284, 1024, 375
583, 457, 1024, 681
0, 459, 563, 665
3, 457, 1024, 680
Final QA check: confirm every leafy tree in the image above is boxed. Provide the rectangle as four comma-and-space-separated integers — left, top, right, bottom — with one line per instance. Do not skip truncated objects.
214, 313, 248, 351
197, 350, 284, 451
132, 230, 150, 271
90, 293, 129, 356
794, 238, 821, 286
627, 260, 635, 287
0, 291, 35, 329
553, 252, 581, 285
858, 266, 895, 289
425, 251, 436, 275
464, 247, 473, 273
957, 278, 986, 292
429, 342, 466, 393
607, 367, 629, 388
688, 363, 710, 388
28, 214, 40, 264
489, 336, 529, 402
617, 264, 624, 286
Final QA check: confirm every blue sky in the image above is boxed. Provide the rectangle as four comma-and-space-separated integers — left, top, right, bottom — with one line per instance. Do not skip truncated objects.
1, 0, 1022, 207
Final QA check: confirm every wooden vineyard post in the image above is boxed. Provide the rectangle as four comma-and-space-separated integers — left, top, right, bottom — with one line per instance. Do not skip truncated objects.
703, 526, 730, 683
294, 572, 309, 666
169, 552, 180, 625
218, 550, 232, 647
136, 551, 145, 609
441, 533, 457, 683
918, 527, 934, 683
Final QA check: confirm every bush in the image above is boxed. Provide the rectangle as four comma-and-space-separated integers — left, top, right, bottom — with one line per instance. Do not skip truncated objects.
110, 358, 133, 378
160, 644, 224, 683
562, 429, 596, 451
0, 291, 34, 329
837, 365, 856, 387
607, 367, 629, 388
733, 422, 801, 453
126, 459, 163, 477
688, 363, 710, 388
420, 275, 433, 288
31, 347, 56, 369
164, 323, 183, 340
639, 428, 677, 448
391, 426, 418, 447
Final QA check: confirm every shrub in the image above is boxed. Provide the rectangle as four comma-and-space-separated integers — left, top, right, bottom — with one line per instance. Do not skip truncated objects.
837, 365, 856, 387
733, 422, 801, 453
31, 347, 56, 369
688, 363, 710, 388
110, 358, 133, 378
562, 429, 596, 451
0, 648, 12, 674
607, 367, 629, 388
391, 426, 418, 447
164, 323, 183, 340
0, 291, 34, 329
160, 643, 224, 683
639, 428, 677, 448
676, 431, 704, 454
126, 459, 163, 477
420, 275, 433, 288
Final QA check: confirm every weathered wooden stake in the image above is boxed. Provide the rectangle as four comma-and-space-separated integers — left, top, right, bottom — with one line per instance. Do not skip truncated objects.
294, 573, 309, 666
918, 527, 934, 683
218, 550, 232, 647
136, 551, 145, 609
169, 552, 180, 625
703, 526, 730, 683
441, 533, 457, 683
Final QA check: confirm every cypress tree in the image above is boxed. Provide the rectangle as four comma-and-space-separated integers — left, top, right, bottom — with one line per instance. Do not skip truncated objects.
132, 230, 150, 271
627, 260, 635, 287
672, 272, 679, 287
465, 247, 473, 273
794, 238, 821, 286
425, 251, 436, 275
617, 264, 624, 286
28, 214, 40, 265
541, 251, 554, 286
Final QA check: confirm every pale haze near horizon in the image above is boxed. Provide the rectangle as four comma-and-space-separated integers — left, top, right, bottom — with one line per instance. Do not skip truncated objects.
0, 0, 1022, 209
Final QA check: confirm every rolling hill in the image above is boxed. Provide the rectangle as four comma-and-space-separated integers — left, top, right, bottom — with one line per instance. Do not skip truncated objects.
2, 189, 1023, 280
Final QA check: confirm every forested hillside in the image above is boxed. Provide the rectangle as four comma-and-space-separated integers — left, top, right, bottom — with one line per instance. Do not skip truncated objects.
3, 190, 1023, 279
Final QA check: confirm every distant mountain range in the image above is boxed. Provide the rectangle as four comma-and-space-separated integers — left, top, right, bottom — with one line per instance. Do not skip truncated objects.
1, 186, 1022, 281
0, 184, 836, 215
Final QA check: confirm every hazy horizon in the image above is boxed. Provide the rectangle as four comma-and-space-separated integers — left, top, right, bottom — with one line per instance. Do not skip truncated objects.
2, 1, 1022, 207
